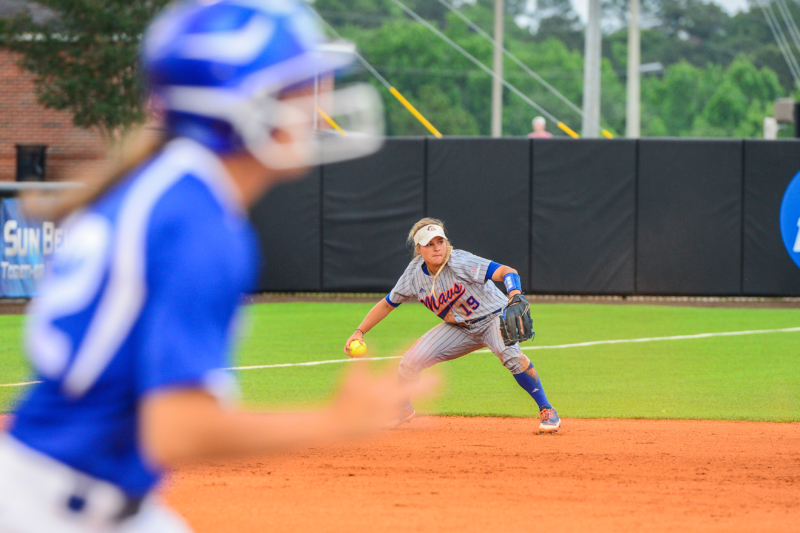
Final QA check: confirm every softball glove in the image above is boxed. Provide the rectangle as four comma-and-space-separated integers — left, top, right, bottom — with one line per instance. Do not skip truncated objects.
499, 294, 534, 346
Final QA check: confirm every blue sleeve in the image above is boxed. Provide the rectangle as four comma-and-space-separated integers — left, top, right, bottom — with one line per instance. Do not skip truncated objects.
385, 294, 401, 307
136, 179, 243, 397
485, 261, 502, 281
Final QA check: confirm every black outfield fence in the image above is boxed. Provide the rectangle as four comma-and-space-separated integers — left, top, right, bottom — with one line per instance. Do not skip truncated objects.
531, 138, 636, 295
322, 138, 425, 292
743, 141, 800, 296
427, 138, 531, 290
250, 167, 322, 292
636, 140, 743, 295
247, 137, 800, 296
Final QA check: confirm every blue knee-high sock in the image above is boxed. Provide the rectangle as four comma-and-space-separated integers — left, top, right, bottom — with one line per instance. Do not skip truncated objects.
513, 363, 551, 410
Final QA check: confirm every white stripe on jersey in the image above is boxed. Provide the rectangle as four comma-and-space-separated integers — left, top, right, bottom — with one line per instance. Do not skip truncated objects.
60, 139, 240, 397
388, 249, 508, 324
26, 214, 113, 379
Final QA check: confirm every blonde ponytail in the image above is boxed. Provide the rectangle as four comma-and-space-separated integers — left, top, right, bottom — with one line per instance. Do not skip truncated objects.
430, 243, 453, 300
21, 124, 168, 221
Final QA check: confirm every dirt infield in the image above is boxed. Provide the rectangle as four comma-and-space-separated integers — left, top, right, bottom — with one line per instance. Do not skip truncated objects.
164, 416, 800, 533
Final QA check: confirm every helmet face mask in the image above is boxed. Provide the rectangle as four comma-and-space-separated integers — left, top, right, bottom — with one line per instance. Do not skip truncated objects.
143, 0, 384, 170
241, 86, 316, 172
246, 83, 384, 169
162, 80, 384, 170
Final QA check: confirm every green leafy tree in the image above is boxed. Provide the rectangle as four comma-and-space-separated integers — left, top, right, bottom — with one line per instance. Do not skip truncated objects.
656, 0, 729, 41
0, 0, 170, 140
330, 3, 594, 136
314, 0, 793, 138
700, 80, 751, 133
642, 56, 782, 137
389, 84, 479, 135
310, 0, 395, 28
311, 0, 464, 29
529, 0, 584, 51
641, 61, 713, 135
697, 58, 782, 137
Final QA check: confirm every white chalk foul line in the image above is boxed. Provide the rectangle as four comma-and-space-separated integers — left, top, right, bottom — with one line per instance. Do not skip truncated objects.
231, 356, 402, 371
2, 326, 800, 388
0, 380, 41, 388
506, 326, 800, 351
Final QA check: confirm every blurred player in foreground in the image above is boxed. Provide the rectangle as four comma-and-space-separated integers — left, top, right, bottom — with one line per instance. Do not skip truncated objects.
0, 1, 434, 531
344, 218, 560, 433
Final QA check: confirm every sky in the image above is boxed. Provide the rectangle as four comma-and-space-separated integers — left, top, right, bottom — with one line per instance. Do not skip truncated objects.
570, 0, 751, 21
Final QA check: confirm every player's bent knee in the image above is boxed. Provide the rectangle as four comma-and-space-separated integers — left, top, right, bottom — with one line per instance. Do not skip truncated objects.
398, 360, 423, 381
504, 356, 528, 375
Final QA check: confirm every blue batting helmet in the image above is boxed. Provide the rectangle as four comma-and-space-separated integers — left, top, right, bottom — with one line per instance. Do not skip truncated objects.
142, 0, 382, 167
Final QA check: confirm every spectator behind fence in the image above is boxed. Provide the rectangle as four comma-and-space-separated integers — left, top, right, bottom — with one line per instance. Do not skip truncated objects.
528, 116, 553, 138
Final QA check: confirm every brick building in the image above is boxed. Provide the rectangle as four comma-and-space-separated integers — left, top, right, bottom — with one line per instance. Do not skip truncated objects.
0, 1, 105, 182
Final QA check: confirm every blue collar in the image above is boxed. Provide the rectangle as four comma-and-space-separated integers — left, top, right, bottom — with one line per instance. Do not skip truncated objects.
421, 262, 430, 276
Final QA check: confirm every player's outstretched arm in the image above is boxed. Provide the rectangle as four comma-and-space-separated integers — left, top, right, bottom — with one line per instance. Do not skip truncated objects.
344, 299, 395, 356
140, 366, 437, 467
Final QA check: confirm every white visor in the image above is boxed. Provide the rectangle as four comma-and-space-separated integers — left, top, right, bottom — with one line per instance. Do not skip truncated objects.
414, 225, 447, 246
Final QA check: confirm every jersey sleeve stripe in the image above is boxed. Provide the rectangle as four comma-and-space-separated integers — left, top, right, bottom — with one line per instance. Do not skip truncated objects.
486, 261, 501, 280
385, 295, 401, 307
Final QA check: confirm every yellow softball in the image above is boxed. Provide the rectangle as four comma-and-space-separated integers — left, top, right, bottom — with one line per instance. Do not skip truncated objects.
348, 339, 367, 357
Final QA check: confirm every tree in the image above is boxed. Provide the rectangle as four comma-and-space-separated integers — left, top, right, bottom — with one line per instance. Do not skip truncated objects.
641, 56, 782, 137
529, 0, 584, 51
601, 0, 662, 30
0, 0, 789, 140
698, 58, 782, 137
389, 84, 480, 135
311, 0, 395, 28
311, 0, 471, 29
0, 0, 171, 140
641, 61, 713, 135
655, 0, 729, 41
338, 14, 490, 135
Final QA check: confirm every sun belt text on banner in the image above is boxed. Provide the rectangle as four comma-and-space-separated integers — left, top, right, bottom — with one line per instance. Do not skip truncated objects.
1, 199, 67, 297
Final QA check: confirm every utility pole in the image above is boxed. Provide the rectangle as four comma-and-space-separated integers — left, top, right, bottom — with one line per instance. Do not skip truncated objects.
491, 0, 504, 137
582, 0, 601, 138
626, 0, 641, 138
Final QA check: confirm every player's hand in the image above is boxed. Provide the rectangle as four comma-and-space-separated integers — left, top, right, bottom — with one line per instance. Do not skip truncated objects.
331, 366, 439, 435
344, 330, 364, 357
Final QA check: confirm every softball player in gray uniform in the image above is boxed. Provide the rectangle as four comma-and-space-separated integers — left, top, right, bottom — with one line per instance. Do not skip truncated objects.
344, 218, 561, 433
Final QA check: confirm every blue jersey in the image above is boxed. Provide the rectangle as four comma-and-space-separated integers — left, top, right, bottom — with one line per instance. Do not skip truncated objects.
9, 138, 259, 497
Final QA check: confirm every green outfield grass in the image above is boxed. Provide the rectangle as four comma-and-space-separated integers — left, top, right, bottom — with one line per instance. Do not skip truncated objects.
2, 302, 800, 421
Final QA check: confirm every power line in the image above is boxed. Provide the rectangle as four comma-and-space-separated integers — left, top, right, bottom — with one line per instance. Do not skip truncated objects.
310, 8, 443, 137
436, 0, 612, 137
771, 0, 800, 86
388, 0, 580, 137
774, 0, 800, 53
762, 0, 800, 87
760, 0, 800, 90
371, 64, 588, 81
776, 0, 800, 57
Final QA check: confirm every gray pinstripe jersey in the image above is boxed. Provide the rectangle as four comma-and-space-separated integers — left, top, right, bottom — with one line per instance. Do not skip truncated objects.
387, 249, 509, 324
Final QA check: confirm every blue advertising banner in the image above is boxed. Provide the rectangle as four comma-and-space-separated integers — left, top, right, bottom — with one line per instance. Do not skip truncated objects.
780, 170, 800, 270
1, 199, 66, 297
